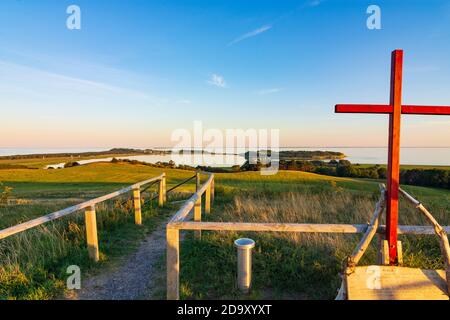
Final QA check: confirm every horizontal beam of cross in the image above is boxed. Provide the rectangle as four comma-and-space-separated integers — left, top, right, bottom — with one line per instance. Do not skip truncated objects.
335, 104, 450, 115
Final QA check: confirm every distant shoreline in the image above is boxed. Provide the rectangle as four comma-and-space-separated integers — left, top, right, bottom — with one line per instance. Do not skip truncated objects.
1, 146, 450, 157
1, 148, 347, 160
0, 148, 242, 160
1, 147, 450, 167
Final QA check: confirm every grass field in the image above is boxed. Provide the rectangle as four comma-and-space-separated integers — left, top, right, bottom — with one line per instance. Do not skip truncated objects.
0, 162, 449, 299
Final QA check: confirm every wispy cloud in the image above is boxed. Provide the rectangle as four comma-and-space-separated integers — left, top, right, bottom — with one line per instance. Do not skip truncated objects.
0, 59, 166, 111
308, 0, 324, 7
257, 88, 284, 95
228, 25, 272, 46
208, 74, 227, 88
0, 59, 155, 99
227, 1, 322, 47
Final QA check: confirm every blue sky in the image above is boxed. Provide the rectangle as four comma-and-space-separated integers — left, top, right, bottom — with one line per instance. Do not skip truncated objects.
1, 0, 450, 148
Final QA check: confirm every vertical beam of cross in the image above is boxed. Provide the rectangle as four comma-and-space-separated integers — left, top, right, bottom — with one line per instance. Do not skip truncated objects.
386, 50, 403, 264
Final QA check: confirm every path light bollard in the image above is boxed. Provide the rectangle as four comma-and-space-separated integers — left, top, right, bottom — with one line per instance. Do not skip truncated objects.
234, 238, 256, 293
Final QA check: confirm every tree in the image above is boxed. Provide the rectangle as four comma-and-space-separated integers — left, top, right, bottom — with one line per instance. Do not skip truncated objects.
377, 167, 387, 179
329, 160, 338, 166
297, 161, 315, 172
231, 165, 241, 172
338, 159, 351, 166
336, 164, 357, 177
287, 160, 297, 171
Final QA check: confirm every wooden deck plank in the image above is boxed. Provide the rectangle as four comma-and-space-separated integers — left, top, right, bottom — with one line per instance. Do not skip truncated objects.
345, 266, 449, 300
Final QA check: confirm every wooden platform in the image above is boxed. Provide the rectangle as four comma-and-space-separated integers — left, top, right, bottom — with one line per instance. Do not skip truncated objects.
344, 266, 449, 300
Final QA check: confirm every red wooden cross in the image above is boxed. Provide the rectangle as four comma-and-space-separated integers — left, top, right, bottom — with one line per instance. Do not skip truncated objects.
335, 50, 450, 265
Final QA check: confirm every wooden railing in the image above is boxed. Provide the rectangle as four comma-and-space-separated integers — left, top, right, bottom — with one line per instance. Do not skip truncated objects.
166, 182, 450, 300
166, 172, 214, 299
399, 188, 450, 291
0, 173, 166, 262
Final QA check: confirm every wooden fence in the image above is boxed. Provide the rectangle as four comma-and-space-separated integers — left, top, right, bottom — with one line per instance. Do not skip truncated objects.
0, 173, 166, 262
166, 181, 450, 300
166, 172, 214, 299
399, 187, 450, 285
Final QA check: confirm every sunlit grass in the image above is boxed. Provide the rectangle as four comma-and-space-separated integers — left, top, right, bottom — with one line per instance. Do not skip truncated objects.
0, 198, 176, 300
0, 163, 449, 299
180, 188, 449, 299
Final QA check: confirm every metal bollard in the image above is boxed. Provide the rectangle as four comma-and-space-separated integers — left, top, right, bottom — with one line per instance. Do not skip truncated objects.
234, 238, 256, 293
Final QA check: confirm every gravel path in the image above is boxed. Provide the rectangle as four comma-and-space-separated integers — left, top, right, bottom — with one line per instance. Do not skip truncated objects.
66, 221, 168, 300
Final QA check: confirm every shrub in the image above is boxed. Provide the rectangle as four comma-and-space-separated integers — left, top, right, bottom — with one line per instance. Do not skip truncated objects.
0, 183, 13, 205
64, 161, 80, 168
231, 165, 241, 172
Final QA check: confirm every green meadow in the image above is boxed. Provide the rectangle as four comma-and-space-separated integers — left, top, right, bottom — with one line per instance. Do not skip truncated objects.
0, 162, 449, 299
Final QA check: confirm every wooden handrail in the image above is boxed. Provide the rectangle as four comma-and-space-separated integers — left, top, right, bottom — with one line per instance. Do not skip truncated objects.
379, 225, 450, 235
168, 221, 450, 235
399, 188, 450, 292
169, 221, 369, 233
0, 173, 165, 240
169, 173, 214, 223
399, 188, 450, 256
399, 188, 449, 237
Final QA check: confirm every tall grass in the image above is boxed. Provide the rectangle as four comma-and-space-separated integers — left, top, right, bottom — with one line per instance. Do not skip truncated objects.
0, 196, 169, 300
179, 187, 449, 299
0, 163, 199, 300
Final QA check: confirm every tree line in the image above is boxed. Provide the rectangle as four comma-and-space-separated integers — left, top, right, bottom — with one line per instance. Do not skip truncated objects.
242, 159, 450, 190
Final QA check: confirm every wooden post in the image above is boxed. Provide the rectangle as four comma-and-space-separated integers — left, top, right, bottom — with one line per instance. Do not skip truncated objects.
133, 187, 142, 225
397, 241, 403, 265
84, 205, 99, 262
163, 174, 167, 203
205, 184, 211, 214
380, 239, 402, 265
196, 172, 200, 191
211, 177, 215, 204
376, 234, 385, 265
166, 226, 180, 300
381, 240, 390, 265
194, 196, 202, 239
159, 176, 165, 207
